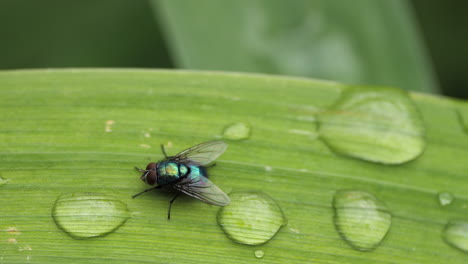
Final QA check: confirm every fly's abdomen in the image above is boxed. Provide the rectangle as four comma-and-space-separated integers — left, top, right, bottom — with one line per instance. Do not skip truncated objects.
157, 162, 190, 185
186, 164, 207, 179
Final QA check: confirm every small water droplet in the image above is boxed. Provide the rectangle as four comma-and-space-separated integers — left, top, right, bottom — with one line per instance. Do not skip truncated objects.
18, 245, 32, 252
223, 122, 251, 140
333, 190, 392, 251
318, 86, 425, 164
288, 129, 316, 137
443, 220, 468, 253
105, 120, 115, 132
52, 192, 130, 239
0, 175, 9, 187
217, 191, 287, 245
6, 227, 20, 235
438, 192, 454, 206
165, 141, 173, 148
254, 249, 265, 258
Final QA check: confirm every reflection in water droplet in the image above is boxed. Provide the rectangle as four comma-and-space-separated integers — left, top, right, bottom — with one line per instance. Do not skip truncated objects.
318, 86, 425, 164
438, 192, 454, 206
52, 193, 130, 239
254, 249, 265, 258
443, 220, 468, 253
333, 190, 392, 251
223, 122, 251, 140
217, 191, 287, 245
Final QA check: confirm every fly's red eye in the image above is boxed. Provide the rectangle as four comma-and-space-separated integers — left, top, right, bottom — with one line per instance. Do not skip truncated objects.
142, 163, 157, 185
146, 162, 156, 171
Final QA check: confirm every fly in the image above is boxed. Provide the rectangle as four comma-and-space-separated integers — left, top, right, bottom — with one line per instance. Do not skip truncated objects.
133, 140, 230, 220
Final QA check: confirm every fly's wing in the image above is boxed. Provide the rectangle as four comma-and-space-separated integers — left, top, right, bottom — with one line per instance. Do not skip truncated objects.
171, 141, 227, 166
172, 175, 230, 206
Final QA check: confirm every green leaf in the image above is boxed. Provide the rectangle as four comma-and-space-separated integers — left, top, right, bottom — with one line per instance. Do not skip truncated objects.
152, 0, 438, 93
0, 70, 467, 263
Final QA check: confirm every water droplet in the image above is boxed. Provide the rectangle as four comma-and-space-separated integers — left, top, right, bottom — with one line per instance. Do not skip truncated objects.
288, 129, 316, 137
223, 122, 251, 140
105, 120, 115, 132
217, 191, 287, 245
52, 192, 130, 239
254, 249, 265, 258
443, 220, 468, 253
0, 175, 9, 187
438, 192, 454, 206
165, 141, 173, 149
318, 86, 425, 164
6, 227, 20, 235
333, 190, 392, 251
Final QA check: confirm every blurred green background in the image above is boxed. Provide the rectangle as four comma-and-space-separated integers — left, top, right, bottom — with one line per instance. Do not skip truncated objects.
0, 0, 466, 98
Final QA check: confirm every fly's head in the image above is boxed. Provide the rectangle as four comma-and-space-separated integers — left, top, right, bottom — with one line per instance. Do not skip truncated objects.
141, 162, 158, 185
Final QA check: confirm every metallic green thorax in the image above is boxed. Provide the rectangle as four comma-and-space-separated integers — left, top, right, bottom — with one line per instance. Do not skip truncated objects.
156, 161, 207, 185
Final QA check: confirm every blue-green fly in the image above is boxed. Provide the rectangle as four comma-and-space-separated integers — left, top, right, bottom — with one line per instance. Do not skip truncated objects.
133, 141, 230, 219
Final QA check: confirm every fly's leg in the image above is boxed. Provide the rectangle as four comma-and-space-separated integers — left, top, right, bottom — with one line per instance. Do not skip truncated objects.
167, 193, 181, 220
160, 144, 168, 158
135, 166, 145, 172
132, 185, 161, 198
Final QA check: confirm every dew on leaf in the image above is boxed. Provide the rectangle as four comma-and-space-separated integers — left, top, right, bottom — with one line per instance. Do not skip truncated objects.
254, 249, 265, 258
318, 86, 425, 164
443, 220, 468, 253
217, 191, 287, 245
438, 191, 454, 206
223, 122, 251, 140
52, 192, 130, 239
333, 190, 392, 251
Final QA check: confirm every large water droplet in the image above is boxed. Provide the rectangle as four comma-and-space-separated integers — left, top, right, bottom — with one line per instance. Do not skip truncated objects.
333, 190, 392, 251
438, 191, 454, 206
217, 191, 287, 245
318, 86, 425, 164
443, 220, 468, 253
254, 249, 265, 258
223, 122, 251, 140
52, 193, 130, 239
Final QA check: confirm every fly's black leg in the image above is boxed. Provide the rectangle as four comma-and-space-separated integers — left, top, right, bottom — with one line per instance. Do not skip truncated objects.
160, 144, 168, 158
167, 193, 181, 220
135, 166, 145, 172
132, 185, 161, 198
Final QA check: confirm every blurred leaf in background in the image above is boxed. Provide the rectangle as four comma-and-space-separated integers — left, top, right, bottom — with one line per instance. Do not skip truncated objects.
411, 0, 468, 98
153, 0, 437, 94
0, 0, 467, 98
0, 0, 172, 68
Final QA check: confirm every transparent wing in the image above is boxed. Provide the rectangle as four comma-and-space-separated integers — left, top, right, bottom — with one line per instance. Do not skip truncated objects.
171, 140, 228, 165
172, 175, 230, 206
